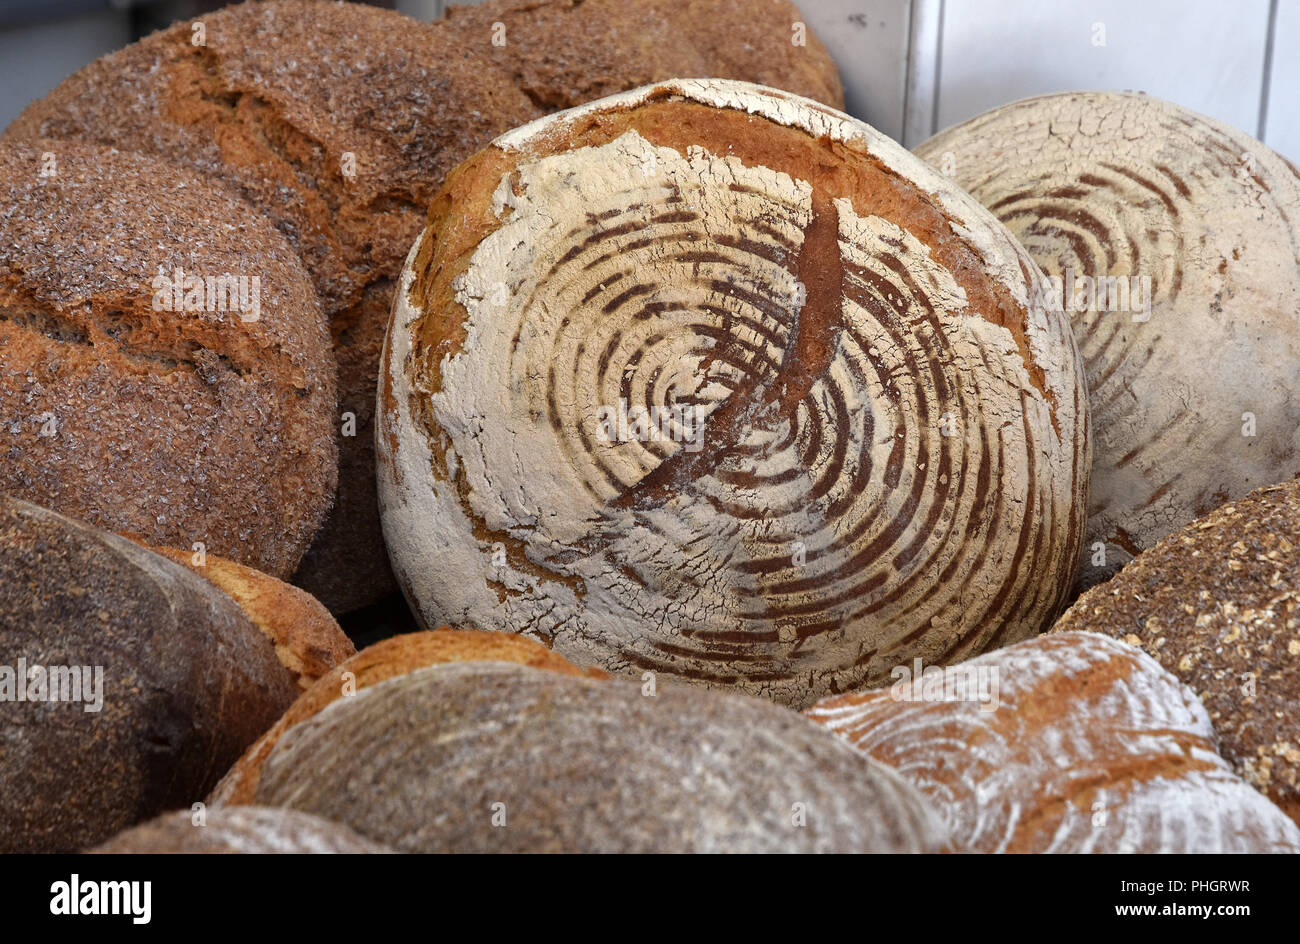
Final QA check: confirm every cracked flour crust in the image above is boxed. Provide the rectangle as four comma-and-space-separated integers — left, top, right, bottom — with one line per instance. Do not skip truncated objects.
379, 79, 1090, 708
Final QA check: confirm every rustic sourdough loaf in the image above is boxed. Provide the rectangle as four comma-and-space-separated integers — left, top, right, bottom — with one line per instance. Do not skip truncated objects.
0, 496, 333, 853
225, 661, 946, 852
915, 92, 1300, 587
3, 0, 842, 613
807, 631, 1300, 853
211, 627, 602, 805
0, 141, 335, 579
90, 807, 391, 854
378, 79, 1089, 708
1054, 477, 1300, 824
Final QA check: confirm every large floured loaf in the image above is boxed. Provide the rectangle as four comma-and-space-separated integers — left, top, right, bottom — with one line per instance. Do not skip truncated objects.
211, 627, 602, 805
1054, 477, 1300, 823
378, 78, 1089, 708
3, 0, 843, 613
915, 92, 1300, 586
90, 807, 391, 854
0, 141, 335, 580
0, 496, 323, 853
226, 661, 946, 852
807, 631, 1300, 853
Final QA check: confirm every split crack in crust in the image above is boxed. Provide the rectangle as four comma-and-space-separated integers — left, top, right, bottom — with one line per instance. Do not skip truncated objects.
383, 80, 1089, 708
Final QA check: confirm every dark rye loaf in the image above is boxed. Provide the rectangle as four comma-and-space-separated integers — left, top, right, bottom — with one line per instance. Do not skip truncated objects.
1054, 477, 1300, 824
0, 140, 335, 579
0, 497, 313, 853
231, 661, 946, 853
3, 0, 842, 613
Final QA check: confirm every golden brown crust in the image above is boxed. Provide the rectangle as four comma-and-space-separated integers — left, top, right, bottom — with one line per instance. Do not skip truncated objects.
143, 544, 355, 691
212, 628, 602, 805
0, 496, 301, 853
0, 140, 335, 579
1054, 477, 1300, 822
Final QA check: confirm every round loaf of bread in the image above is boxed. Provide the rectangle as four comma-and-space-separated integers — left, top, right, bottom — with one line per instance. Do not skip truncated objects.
211, 627, 602, 805
0, 496, 313, 853
807, 631, 1300, 853
0, 140, 335, 580
915, 92, 1300, 587
228, 661, 946, 852
444, 0, 844, 110
90, 807, 391, 854
4, 0, 844, 613
378, 78, 1089, 708
1054, 477, 1300, 823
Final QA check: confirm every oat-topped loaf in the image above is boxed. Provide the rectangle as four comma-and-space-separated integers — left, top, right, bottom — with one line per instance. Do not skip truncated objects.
379, 79, 1089, 708
0, 141, 334, 578
4, 0, 843, 613
1054, 477, 1300, 824
916, 92, 1300, 588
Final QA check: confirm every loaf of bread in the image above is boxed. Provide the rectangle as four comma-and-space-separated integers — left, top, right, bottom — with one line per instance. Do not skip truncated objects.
1054, 477, 1300, 823
3, 0, 843, 614
807, 631, 1300, 853
0, 140, 335, 580
142, 544, 355, 691
222, 661, 946, 852
915, 92, 1300, 587
89, 807, 391, 854
0, 496, 341, 852
211, 627, 602, 804
378, 78, 1089, 708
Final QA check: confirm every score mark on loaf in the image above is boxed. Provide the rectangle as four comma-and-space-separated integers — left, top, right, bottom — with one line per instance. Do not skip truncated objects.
379, 79, 1090, 708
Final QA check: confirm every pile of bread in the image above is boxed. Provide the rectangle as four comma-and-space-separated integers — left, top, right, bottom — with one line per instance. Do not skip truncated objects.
1, 0, 1297, 854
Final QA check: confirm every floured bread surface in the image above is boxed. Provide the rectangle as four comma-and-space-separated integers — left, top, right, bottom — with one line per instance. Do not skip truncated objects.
90, 807, 392, 854
807, 632, 1300, 853
379, 79, 1089, 708
916, 92, 1300, 586
245, 661, 946, 853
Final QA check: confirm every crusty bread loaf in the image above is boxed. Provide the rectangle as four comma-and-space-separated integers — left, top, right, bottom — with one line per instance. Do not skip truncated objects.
1054, 477, 1300, 823
211, 627, 602, 804
3, 0, 843, 614
142, 544, 355, 691
444, 0, 844, 110
378, 78, 1089, 708
0, 496, 307, 852
0, 140, 335, 580
915, 92, 1300, 588
226, 661, 946, 852
807, 631, 1300, 853
89, 806, 391, 854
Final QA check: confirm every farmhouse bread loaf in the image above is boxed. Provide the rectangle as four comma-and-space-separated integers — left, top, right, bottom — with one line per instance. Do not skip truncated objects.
1054, 477, 1300, 823
378, 78, 1089, 708
807, 631, 1300, 853
211, 627, 602, 804
228, 661, 947, 852
90, 807, 392, 854
4, 0, 843, 613
915, 92, 1300, 587
0, 497, 309, 852
0, 140, 335, 579
143, 544, 355, 691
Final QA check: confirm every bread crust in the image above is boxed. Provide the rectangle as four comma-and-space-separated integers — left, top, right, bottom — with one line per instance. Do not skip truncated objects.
0, 496, 302, 853
379, 79, 1089, 708
1054, 477, 1300, 823
0, 140, 335, 579
89, 806, 391, 854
